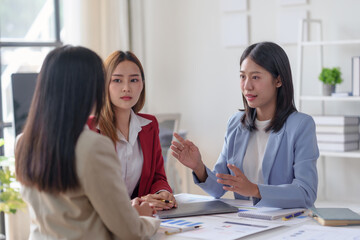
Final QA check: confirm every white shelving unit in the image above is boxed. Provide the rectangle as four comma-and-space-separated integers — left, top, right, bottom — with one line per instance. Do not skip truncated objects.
296, 19, 360, 200
296, 19, 360, 159
319, 150, 360, 158
300, 96, 360, 101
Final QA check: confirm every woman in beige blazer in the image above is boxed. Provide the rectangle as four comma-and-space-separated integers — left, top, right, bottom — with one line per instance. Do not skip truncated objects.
15, 45, 160, 239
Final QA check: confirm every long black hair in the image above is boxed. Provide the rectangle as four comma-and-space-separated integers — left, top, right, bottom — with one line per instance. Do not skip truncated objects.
15, 45, 105, 193
240, 42, 297, 132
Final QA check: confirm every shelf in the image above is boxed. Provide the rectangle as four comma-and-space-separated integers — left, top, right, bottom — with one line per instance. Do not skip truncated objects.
300, 39, 360, 46
300, 96, 360, 101
320, 150, 360, 158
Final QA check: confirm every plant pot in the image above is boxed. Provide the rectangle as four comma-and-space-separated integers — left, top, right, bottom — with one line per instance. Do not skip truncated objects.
4, 209, 30, 240
322, 84, 336, 96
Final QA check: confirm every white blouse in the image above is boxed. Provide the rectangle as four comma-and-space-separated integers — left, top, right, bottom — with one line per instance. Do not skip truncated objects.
115, 110, 151, 197
242, 118, 271, 184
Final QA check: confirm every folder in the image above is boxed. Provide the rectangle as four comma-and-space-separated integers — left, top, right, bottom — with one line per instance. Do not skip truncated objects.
310, 207, 360, 226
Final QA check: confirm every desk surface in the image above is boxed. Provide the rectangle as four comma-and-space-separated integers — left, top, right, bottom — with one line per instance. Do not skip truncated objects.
152, 195, 360, 240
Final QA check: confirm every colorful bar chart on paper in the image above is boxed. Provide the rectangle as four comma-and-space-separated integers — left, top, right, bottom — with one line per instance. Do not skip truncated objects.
161, 219, 203, 228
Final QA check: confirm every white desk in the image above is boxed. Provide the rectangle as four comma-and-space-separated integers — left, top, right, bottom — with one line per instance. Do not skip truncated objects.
152, 195, 360, 240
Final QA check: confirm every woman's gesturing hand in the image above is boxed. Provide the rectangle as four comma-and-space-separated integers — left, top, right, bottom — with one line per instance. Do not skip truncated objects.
170, 133, 202, 170
170, 133, 207, 182
216, 164, 261, 198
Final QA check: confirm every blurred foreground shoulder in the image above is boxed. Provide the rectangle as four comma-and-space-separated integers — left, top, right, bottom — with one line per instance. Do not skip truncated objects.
75, 129, 118, 176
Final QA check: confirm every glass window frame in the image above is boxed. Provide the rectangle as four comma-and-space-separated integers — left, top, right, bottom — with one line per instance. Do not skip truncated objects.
0, 0, 62, 235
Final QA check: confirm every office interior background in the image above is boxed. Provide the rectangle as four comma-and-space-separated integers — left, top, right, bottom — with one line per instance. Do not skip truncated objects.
1, 0, 360, 232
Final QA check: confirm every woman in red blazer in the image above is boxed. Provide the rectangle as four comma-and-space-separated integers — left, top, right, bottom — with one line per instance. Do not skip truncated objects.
88, 50, 176, 210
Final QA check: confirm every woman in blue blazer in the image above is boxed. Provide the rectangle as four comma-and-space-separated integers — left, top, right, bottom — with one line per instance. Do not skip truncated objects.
171, 42, 319, 208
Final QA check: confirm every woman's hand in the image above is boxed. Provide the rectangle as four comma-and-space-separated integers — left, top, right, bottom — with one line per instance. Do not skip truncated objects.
170, 133, 207, 181
131, 197, 156, 217
216, 164, 261, 198
140, 191, 177, 211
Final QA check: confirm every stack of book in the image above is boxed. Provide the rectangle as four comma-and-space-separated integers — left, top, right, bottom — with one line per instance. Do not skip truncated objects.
314, 115, 360, 152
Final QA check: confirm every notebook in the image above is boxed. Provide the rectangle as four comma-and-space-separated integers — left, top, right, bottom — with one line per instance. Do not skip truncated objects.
310, 207, 360, 226
237, 207, 306, 220
156, 200, 239, 219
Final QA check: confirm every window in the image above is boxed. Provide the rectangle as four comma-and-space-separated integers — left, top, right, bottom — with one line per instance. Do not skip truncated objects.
0, 0, 62, 155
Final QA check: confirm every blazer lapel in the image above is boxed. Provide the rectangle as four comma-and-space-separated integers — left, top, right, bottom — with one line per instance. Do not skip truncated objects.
232, 125, 250, 172
137, 124, 151, 196
262, 127, 285, 184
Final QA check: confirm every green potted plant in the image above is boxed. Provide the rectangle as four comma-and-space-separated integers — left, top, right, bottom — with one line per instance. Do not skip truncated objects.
0, 139, 25, 214
0, 168, 26, 214
0, 139, 27, 239
318, 67, 343, 96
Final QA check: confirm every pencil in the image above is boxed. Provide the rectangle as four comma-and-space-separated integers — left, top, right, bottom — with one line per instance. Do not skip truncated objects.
282, 211, 304, 221
165, 225, 201, 235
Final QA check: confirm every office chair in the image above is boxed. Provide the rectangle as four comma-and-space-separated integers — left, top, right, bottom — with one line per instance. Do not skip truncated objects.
154, 113, 188, 193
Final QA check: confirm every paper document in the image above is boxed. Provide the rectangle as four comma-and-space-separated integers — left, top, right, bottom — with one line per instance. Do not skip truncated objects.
166, 215, 282, 240
268, 224, 360, 240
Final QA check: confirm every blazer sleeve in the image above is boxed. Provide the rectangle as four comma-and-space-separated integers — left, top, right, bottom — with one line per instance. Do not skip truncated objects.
77, 133, 160, 239
149, 117, 172, 194
256, 114, 319, 208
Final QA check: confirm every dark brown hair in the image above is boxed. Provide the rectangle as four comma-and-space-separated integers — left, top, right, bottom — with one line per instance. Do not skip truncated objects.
15, 45, 105, 193
240, 42, 297, 132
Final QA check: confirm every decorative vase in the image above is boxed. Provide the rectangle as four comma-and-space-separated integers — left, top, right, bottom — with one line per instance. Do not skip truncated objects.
322, 84, 336, 96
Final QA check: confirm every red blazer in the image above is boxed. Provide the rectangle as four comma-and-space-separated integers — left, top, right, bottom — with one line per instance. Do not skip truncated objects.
87, 114, 172, 197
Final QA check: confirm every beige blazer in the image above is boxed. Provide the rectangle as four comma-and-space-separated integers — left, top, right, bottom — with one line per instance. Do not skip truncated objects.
21, 129, 160, 240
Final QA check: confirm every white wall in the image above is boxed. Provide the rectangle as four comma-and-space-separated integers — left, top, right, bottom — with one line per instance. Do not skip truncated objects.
142, 0, 360, 202
62, 0, 130, 59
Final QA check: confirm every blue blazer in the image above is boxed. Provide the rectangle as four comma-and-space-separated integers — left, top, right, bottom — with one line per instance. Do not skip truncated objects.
194, 111, 319, 208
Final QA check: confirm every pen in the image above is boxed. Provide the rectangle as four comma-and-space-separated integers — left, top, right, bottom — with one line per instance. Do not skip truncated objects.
161, 199, 173, 204
165, 225, 201, 235
282, 211, 305, 221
